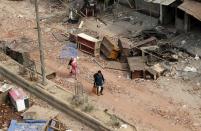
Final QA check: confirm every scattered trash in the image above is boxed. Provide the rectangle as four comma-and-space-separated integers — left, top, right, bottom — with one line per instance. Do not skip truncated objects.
172, 54, 179, 60
22, 105, 59, 121
0, 82, 13, 93
68, 9, 79, 24
9, 88, 29, 112
66, 130, 72, 131
127, 74, 130, 79
182, 105, 187, 109
0, 103, 22, 129
194, 54, 199, 60
183, 66, 197, 73
181, 40, 186, 45
46, 118, 67, 131
120, 124, 128, 129
78, 20, 84, 29
149, 63, 166, 79
142, 26, 175, 39
22, 112, 37, 120
17, 14, 23, 18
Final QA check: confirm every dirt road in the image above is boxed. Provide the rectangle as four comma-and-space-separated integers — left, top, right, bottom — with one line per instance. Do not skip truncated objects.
1, 0, 201, 131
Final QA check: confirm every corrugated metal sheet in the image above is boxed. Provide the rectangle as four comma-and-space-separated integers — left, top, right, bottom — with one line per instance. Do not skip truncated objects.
145, 0, 176, 5
178, 0, 201, 21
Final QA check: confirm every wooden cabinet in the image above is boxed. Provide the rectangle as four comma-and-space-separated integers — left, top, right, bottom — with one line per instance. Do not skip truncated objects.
77, 33, 101, 56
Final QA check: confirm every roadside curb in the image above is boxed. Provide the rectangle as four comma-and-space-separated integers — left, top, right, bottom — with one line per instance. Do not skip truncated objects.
0, 63, 112, 131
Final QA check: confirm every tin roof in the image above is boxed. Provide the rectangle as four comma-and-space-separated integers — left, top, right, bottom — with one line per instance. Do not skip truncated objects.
178, 0, 201, 21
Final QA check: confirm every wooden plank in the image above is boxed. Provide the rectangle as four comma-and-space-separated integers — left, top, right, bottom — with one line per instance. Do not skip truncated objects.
36, 64, 56, 79
131, 37, 157, 48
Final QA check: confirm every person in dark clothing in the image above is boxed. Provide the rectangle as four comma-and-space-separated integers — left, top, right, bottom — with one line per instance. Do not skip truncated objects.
93, 70, 105, 95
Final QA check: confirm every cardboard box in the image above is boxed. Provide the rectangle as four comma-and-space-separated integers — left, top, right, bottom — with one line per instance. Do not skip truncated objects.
9, 88, 29, 112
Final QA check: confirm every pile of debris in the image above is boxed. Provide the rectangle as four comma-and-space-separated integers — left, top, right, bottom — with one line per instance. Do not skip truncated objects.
0, 80, 70, 131
0, 103, 22, 129
53, 0, 198, 82
0, 38, 56, 80
62, 22, 184, 80
8, 117, 68, 131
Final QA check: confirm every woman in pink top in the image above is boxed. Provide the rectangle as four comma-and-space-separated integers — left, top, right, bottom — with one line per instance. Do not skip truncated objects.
68, 58, 78, 78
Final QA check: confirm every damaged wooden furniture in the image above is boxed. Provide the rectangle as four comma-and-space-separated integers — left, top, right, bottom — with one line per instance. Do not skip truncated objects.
127, 57, 148, 79
146, 63, 166, 80
118, 37, 157, 62
131, 37, 157, 56
118, 37, 132, 62
141, 45, 159, 66
77, 33, 101, 56
127, 56, 164, 80
101, 36, 120, 60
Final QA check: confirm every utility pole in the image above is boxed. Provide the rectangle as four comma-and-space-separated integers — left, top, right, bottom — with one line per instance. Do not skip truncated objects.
34, 0, 47, 85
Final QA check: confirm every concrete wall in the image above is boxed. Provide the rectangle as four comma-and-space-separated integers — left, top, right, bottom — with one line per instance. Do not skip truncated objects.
135, 0, 160, 17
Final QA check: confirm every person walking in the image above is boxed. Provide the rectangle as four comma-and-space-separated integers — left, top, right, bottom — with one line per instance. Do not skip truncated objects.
93, 70, 105, 95
68, 57, 78, 78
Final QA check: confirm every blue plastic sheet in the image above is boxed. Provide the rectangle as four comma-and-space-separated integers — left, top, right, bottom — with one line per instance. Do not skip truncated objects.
8, 120, 47, 131
60, 42, 77, 59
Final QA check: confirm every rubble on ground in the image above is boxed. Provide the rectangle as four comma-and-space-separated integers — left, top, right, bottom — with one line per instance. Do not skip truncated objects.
1, 0, 201, 131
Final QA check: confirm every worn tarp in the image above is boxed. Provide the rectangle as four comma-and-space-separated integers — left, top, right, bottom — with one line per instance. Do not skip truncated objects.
8, 120, 47, 131
60, 43, 77, 59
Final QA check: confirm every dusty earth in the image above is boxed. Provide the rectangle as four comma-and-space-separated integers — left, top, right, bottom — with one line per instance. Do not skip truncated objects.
1, 0, 201, 131
26, 87, 93, 131
0, 79, 92, 131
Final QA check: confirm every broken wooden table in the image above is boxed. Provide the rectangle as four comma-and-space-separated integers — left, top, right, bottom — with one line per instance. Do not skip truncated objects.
127, 56, 148, 79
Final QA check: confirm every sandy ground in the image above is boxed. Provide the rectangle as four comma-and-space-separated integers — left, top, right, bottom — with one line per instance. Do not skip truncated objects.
0, 79, 93, 131
1, 0, 201, 131
26, 88, 93, 131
